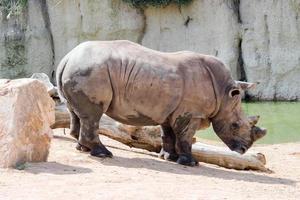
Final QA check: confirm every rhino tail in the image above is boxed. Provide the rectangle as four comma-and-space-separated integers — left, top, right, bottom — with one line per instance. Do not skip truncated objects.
56, 55, 69, 103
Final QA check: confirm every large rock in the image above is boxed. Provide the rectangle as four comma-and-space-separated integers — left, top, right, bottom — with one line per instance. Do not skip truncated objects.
30, 73, 57, 97
0, 79, 55, 168
240, 0, 300, 100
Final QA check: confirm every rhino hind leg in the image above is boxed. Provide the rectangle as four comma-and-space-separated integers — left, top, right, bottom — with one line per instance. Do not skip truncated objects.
67, 105, 91, 152
172, 113, 199, 167
67, 104, 80, 139
63, 83, 112, 158
79, 115, 112, 158
159, 125, 178, 161
77, 103, 112, 158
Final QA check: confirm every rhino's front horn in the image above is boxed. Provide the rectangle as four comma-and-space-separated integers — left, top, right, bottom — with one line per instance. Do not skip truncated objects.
248, 115, 260, 126
251, 126, 267, 141
235, 81, 258, 90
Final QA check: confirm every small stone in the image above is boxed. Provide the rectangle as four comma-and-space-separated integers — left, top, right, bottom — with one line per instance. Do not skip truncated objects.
15, 162, 27, 170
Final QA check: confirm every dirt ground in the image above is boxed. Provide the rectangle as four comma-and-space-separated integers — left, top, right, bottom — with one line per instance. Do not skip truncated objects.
0, 129, 299, 200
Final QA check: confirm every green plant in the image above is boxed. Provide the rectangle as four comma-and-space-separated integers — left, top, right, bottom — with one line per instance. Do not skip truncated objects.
122, 0, 192, 8
0, 0, 28, 16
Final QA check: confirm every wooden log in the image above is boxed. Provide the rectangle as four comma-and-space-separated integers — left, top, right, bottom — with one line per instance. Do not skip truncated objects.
51, 104, 271, 172
51, 104, 70, 129
191, 143, 268, 171
51, 104, 162, 152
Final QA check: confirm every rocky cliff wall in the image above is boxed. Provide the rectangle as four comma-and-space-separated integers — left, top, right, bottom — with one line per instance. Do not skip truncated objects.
0, 0, 299, 100
241, 0, 300, 100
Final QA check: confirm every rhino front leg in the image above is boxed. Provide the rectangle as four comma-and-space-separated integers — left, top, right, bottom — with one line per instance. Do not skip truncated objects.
175, 134, 198, 166
172, 113, 199, 166
159, 124, 178, 161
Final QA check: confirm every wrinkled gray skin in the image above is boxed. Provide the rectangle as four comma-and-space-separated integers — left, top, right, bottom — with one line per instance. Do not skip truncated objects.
56, 40, 267, 166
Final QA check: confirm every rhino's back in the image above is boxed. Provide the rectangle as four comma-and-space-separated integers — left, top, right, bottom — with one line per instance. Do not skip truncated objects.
103, 41, 186, 125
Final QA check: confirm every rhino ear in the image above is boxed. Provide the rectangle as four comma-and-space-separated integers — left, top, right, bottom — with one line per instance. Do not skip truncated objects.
248, 115, 260, 126
235, 81, 257, 91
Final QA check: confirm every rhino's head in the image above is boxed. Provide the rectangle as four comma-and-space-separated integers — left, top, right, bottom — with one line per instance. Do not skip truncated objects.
211, 81, 267, 154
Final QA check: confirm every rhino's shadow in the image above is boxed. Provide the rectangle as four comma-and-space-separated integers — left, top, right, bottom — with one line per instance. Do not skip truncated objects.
92, 154, 296, 186
24, 162, 93, 175
53, 134, 296, 185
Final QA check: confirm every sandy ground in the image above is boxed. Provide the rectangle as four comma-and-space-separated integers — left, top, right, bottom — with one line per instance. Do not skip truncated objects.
0, 129, 299, 200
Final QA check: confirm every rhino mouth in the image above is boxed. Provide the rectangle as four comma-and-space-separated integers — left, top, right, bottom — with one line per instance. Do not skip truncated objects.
229, 141, 249, 154
233, 146, 247, 154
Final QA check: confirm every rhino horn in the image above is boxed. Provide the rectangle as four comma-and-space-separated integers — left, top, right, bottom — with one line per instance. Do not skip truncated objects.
251, 126, 267, 141
235, 81, 258, 90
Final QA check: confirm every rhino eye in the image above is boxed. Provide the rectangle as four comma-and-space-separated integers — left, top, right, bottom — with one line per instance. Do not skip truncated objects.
231, 122, 240, 130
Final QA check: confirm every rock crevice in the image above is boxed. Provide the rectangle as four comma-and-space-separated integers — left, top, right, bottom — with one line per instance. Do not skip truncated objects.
39, 0, 55, 80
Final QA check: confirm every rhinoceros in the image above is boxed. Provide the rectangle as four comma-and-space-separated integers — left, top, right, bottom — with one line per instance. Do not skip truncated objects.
56, 40, 266, 166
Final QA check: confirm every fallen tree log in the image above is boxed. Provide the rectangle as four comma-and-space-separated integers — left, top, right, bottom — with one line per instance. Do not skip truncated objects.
51, 104, 271, 172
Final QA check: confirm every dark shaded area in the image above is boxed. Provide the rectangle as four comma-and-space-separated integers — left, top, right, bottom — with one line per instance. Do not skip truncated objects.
231, 0, 241, 23
184, 16, 193, 27
39, 0, 55, 80
25, 161, 93, 175
53, 131, 296, 185
92, 155, 297, 186
238, 38, 247, 82
122, 0, 193, 8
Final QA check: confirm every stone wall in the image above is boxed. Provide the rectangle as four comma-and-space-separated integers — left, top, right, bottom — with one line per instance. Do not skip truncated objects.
0, 0, 53, 79
240, 0, 300, 100
142, 1, 241, 79
0, 0, 299, 100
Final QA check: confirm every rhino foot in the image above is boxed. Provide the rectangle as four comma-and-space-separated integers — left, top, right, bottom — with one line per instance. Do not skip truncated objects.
159, 148, 178, 161
70, 131, 79, 140
90, 146, 113, 158
177, 154, 199, 167
76, 143, 91, 152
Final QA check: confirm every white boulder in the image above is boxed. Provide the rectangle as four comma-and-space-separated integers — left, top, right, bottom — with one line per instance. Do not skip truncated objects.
31, 73, 58, 97
0, 79, 55, 168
